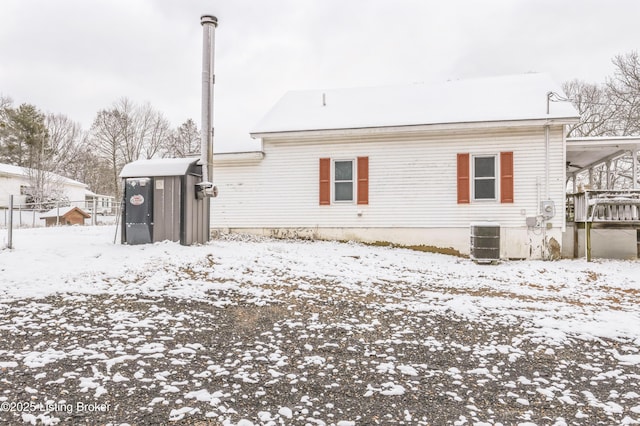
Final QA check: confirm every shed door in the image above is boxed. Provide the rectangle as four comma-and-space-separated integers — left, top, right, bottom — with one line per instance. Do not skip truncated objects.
124, 178, 153, 244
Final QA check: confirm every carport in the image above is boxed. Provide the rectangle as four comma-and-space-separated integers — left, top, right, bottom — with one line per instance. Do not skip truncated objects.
565, 136, 640, 260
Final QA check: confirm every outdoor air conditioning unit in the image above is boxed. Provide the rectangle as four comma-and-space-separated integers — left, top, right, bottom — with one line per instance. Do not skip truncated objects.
470, 222, 500, 264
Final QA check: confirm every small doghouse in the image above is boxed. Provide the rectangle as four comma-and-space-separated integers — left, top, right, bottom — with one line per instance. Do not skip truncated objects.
40, 206, 91, 227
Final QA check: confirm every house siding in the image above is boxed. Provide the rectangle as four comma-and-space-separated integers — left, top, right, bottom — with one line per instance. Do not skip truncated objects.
211, 125, 566, 258
1, 174, 87, 208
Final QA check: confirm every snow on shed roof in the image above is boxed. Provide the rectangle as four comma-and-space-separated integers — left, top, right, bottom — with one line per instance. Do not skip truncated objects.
251, 73, 579, 136
39, 206, 90, 218
119, 157, 200, 178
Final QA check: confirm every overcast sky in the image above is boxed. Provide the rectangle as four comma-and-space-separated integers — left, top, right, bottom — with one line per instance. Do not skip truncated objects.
2, 0, 640, 152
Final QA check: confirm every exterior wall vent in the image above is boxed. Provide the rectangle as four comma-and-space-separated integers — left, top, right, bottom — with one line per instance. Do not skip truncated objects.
470, 222, 500, 264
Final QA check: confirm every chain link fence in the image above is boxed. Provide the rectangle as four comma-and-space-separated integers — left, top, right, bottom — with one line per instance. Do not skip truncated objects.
1, 198, 119, 229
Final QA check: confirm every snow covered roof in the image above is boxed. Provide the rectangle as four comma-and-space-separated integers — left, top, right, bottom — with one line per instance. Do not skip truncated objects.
0, 162, 87, 188
0, 163, 28, 177
213, 151, 265, 165
39, 206, 90, 218
119, 157, 200, 178
85, 190, 115, 199
251, 73, 580, 136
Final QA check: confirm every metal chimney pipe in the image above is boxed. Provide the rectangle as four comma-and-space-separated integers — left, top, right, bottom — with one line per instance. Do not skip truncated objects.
200, 14, 217, 186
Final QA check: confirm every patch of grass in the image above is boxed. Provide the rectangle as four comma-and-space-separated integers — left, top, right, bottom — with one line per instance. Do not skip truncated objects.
231, 305, 288, 333
363, 240, 467, 258
585, 270, 600, 282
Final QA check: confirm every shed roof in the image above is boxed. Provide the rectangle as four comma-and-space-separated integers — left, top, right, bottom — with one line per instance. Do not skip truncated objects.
40, 206, 91, 219
119, 157, 200, 178
251, 73, 579, 136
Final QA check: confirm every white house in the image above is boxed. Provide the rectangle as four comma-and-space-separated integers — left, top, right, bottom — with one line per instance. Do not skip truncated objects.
85, 190, 116, 215
0, 163, 88, 208
211, 73, 579, 260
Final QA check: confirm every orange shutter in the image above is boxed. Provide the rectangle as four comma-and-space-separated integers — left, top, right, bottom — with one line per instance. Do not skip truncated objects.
500, 152, 514, 203
319, 158, 331, 205
357, 156, 369, 205
457, 153, 470, 204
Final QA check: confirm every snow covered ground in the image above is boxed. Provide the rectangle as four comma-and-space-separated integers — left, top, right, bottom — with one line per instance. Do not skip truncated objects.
0, 226, 639, 425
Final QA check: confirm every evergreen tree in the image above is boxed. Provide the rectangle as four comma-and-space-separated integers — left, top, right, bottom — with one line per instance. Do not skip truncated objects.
2, 103, 49, 168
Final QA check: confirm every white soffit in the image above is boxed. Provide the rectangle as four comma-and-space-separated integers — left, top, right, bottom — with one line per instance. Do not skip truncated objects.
567, 137, 640, 172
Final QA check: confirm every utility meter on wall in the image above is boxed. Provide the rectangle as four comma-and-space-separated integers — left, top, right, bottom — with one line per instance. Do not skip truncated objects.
540, 200, 556, 220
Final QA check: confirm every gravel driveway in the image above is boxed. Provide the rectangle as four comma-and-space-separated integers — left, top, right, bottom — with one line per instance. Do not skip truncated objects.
1, 292, 638, 425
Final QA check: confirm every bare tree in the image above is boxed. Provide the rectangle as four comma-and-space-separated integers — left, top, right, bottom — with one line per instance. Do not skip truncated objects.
0, 95, 11, 109
0, 95, 11, 124
137, 103, 171, 159
89, 98, 175, 196
148, 115, 171, 158
563, 80, 618, 137
3, 94, 179, 199
67, 136, 114, 197
165, 119, 201, 158
564, 52, 640, 190
45, 113, 83, 175
111, 98, 171, 163
607, 51, 640, 136
90, 108, 125, 197
114, 98, 142, 165
566, 51, 640, 138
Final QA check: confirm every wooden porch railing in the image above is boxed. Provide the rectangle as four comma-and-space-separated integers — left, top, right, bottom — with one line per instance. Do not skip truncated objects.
567, 190, 640, 223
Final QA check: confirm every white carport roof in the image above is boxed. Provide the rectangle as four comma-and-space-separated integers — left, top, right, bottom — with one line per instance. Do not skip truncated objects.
566, 136, 640, 174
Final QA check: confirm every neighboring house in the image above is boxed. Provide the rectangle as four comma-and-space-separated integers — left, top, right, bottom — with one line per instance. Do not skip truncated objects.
0, 162, 88, 209
85, 191, 116, 215
211, 73, 580, 260
40, 206, 91, 227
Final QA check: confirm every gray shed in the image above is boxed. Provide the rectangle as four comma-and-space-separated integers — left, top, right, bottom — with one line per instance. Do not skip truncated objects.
119, 157, 210, 245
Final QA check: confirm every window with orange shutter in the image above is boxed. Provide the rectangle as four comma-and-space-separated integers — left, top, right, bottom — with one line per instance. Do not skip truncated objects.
458, 152, 514, 203
319, 157, 369, 205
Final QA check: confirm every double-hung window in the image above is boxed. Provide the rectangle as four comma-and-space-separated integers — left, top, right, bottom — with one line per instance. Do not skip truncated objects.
473, 155, 497, 200
319, 157, 369, 205
458, 152, 513, 204
333, 160, 354, 202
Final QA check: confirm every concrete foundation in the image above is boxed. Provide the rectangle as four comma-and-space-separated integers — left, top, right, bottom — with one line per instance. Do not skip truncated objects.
212, 226, 561, 260
563, 224, 639, 260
